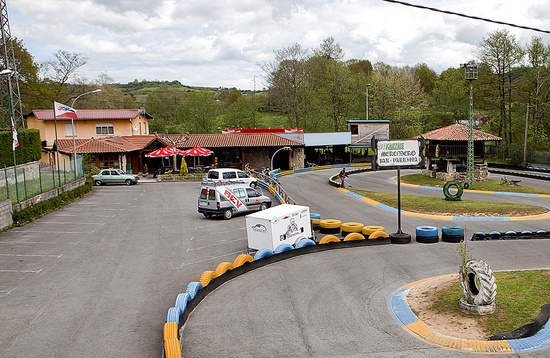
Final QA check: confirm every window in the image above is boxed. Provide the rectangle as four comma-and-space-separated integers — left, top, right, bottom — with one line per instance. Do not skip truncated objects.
246, 188, 259, 197
232, 188, 246, 198
237, 171, 249, 179
96, 124, 114, 135
64, 123, 76, 137
98, 155, 119, 169
223, 171, 237, 179
350, 124, 359, 135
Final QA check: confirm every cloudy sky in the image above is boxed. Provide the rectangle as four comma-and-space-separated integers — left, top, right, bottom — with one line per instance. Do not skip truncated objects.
8, 0, 550, 89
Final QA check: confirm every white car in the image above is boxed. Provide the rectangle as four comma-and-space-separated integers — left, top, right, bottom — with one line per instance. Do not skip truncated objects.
205, 168, 258, 187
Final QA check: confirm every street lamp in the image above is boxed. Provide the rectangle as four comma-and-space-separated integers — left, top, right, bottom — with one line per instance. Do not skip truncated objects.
366, 83, 371, 120
270, 147, 291, 171
0, 69, 19, 201
460, 63, 479, 189
70, 89, 102, 177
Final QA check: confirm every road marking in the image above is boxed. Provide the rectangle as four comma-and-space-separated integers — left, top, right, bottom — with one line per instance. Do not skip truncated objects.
180, 251, 245, 268
0, 253, 63, 258
37, 221, 105, 225
9, 230, 91, 234
0, 241, 79, 245
0, 269, 43, 274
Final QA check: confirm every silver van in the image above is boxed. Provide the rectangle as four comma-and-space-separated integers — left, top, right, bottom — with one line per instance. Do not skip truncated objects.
198, 182, 272, 220
205, 168, 258, 187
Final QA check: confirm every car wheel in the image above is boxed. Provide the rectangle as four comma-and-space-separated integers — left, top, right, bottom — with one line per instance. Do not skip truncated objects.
94, 180, 103, 186
223, 209, 233, 220
250, 181, 257, 188
259, 202, 268, 211
125, 179, 132, 186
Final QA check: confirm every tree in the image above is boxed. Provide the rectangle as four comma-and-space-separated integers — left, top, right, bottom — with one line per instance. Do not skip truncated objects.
477, 29, 524, 144
178, 91, 219, 133
221, 95, 259, 129
430, 67, 469, 125
43, 50, 89, 99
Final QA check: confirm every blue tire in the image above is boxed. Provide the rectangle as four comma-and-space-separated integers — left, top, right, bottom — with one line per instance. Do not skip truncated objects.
167, 306, 182, 325
186, 281, 203, 300
472, 232, 486, 241
175, 293, 191, 313
441, 225, 464, 243
416, 226, 438, 237
254, 248, 274, 261
274, 243, 294, 254
295, 238, 316, 249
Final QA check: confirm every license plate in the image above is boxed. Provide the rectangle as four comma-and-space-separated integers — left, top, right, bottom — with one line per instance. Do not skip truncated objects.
199, 201, 207, 205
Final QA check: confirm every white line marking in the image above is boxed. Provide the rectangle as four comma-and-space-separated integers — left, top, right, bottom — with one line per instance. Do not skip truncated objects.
0, 253, 63, 258
0, 269, 43, 274
37, 222, 104, 225
0, 241, 79, 245
9, 230, 91, 234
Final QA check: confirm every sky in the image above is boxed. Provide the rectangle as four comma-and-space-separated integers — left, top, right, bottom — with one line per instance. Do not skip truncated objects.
8, 0, 550, 90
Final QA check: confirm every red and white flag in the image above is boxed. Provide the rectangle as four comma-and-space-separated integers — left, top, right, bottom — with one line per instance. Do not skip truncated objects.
11, 116, 18, 151
54, 101, 77, 119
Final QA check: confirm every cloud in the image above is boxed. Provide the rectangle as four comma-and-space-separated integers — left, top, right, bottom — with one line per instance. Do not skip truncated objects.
8, 0, 550, 89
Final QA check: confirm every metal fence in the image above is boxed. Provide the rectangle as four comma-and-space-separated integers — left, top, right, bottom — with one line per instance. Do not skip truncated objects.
0, 156, 84, 203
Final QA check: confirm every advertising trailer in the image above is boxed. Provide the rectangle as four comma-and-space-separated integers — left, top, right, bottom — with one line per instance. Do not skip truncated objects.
246, 204, 312, 251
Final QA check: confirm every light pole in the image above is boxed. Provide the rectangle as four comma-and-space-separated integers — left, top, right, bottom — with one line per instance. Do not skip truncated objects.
70, 89, 102, 177
366, 83, 371, 120
0, 69, 19, 201
270, 147, 291, 171
460, 63, 479, 189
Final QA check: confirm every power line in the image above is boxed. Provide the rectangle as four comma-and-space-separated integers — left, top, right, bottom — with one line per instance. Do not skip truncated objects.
382, 0, 550, 35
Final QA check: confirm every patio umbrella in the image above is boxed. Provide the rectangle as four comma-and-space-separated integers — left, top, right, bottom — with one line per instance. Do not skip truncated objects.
145, 146, 183, 158
180, 146, 213, 167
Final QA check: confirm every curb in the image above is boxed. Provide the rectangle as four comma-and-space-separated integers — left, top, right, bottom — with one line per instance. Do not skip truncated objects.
387, 274, 550, 354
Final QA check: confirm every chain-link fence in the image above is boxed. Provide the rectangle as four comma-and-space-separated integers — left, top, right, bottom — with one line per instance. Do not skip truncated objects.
0, 156, 84, 203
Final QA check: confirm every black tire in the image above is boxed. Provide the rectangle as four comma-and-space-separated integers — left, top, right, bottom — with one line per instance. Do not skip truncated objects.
259, 202, 268, 211
416, 235, 439, 244
223, 209, 233, 220
250, 181, 257, 188
125, 179, 132, 186
442, 234, 464, 243
390, 233, 411, 244
443, 180, 463, 200
94, 180, 103, 186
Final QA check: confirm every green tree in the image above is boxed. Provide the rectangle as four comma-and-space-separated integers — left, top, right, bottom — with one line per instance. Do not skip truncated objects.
221, 95, 259, 129
430, 67, 469, 125
178, 91, 219, 133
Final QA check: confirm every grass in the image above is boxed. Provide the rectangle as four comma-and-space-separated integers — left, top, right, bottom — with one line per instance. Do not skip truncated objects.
431, 270, 550, 337
400, 174, 550, 195
348, 189, 548, 216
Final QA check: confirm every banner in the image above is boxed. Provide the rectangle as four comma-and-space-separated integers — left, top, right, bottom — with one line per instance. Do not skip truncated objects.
54, 101, 77, 119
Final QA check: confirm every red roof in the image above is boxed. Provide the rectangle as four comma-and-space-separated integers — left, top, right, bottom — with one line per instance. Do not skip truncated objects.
420, 123, 501, 141
56, 137, 147, 154
180, 133, 303, 148
27, 109, 153, 121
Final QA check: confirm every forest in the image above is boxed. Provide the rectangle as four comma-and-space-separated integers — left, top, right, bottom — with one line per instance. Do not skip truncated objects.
6, 28, 550, 166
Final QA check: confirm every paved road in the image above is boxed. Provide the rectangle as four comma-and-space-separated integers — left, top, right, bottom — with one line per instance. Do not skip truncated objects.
0, 170, 548, 357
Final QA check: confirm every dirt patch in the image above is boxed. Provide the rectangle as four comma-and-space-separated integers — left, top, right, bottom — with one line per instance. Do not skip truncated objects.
407, 274, 487, 340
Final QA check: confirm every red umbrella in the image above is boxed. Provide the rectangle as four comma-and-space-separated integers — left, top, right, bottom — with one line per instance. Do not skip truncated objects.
145, 146, 183, 158
180, 146, 213, 167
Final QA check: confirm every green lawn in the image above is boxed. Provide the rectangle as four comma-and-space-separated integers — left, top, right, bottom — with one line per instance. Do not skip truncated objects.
430, 270, 550, 338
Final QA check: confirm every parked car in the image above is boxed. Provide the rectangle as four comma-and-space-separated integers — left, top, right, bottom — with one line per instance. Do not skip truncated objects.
198, 182, 272, 219
205, 168, 258, 187
92, 169, 139, 186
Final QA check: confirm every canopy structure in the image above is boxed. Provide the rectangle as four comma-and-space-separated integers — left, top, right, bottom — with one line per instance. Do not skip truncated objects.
180, 146, 213, 167
145, 146, 183, 158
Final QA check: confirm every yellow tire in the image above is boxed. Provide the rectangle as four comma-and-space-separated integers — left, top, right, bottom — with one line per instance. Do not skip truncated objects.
320, 219, 342, 229
362, 225, 385, 236
368, 230, 389, 239
319, 235, 341, 244
164, 337, 182, 358
215, 262, 234, 276
311, 218, 321, 225
233, 254, 254, 267
343, 232, 366, 241
163, 322, 178, 342
341, 222, 364, 233
199, 270, 218, 287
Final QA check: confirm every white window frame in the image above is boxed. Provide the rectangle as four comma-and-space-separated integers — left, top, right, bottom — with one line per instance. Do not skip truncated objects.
96, 124, 114, 135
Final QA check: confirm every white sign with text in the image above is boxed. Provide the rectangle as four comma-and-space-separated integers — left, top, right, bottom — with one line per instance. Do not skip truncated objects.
377, 140, 421, 167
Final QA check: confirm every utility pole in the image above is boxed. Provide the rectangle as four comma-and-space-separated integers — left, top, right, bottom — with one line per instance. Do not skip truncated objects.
0, 0, 24, 129
461, 63, 479, 189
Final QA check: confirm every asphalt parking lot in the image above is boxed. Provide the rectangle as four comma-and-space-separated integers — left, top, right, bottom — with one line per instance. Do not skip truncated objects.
0, 169, 548, 357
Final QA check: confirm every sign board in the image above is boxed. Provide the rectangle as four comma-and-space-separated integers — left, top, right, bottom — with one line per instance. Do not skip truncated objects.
377, 140, 421, 167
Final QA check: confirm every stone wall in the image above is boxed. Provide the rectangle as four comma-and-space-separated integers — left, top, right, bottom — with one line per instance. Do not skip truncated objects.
422, 164, 489, 183
0, 199, 13, 230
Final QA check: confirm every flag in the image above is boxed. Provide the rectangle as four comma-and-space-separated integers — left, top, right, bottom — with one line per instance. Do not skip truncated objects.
54, 101, 77, 119
11, 116, 18, 151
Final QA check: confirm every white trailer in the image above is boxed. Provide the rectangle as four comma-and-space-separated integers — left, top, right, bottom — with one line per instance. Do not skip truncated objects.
246, 204, 312, 251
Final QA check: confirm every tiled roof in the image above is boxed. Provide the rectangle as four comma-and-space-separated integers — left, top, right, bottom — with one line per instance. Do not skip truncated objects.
56, 137, 146, 154
179, 133, 303, 148
27, 109, 153, 121
420, 123, 501, 141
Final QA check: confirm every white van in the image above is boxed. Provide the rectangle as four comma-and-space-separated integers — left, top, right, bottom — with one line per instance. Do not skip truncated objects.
205, 168, 258, 187
198, 181, 272, 219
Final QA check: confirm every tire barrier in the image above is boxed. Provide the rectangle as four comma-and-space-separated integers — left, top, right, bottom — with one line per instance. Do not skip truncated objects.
310, 213, 321, 230
166, 306, 182, 325
341, 222, 364, 237
199, 271, 218, 288
471, 229, 550, 241
233, 254, 254, 267
415, 225, 439, 244
443, 180, 464, 201
390, 232, 412, 244
186, 282, 203, 300
295, 238, 316, 249
368, 230, 389, 239
343, 232, 365, 241
441, 225, 465, 243
274, 243, 294, 254
362, 225, 385, 237
164, 321, 178, 342
319, 235, 341, 244
175, 293, 191, 313
164, 337, 182, 358
319, 219, 342, 234
215, 262, 234, 276
254, 248, 274, 260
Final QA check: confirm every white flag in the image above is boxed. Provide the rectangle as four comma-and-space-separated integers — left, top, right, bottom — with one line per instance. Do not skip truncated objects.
11, 116, 18, 151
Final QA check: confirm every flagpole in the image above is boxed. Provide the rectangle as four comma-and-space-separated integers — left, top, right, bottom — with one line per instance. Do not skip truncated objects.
7, 79, 19, 202
52, 103, 61, 186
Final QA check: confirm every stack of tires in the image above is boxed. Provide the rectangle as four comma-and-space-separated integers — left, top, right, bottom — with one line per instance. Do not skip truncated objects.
319, 219, 341, 234
441, 226, 465, 243
415, 226, 439, 244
